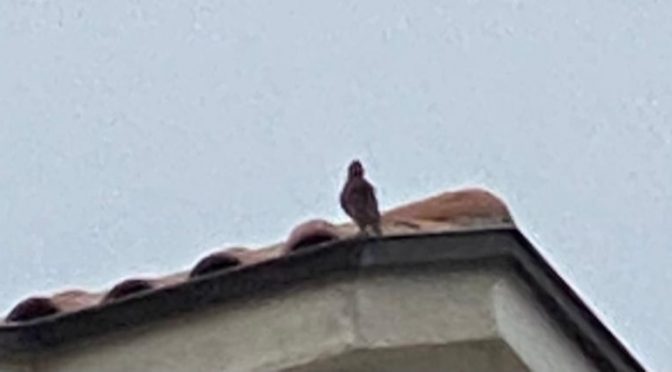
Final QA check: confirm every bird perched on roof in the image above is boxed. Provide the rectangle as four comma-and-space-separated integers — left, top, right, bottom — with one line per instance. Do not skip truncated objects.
340, 160, 382, 236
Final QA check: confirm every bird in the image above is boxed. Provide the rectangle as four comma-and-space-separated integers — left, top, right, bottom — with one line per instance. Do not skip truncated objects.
340, 160, 382, 236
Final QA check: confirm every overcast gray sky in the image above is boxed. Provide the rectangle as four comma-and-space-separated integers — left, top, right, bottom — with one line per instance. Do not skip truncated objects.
1, 0, 671, 369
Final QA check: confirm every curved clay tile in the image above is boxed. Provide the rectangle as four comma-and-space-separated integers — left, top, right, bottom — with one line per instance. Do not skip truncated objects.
383, 188, 512, 226
6, 297, 59, 323
189, 251, 242, 279
215, 247, 256, 264
51, 290, 103, 313
230, 244, 285, 265
285, 219, 341, 252
150, 271, 189, 289
102, 279, 154, 304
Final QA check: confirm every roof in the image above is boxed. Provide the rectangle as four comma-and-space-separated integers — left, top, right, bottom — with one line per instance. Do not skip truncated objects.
0, 188, 644, 371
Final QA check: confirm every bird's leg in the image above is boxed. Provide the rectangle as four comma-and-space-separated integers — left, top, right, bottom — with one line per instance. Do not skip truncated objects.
356, 222, 369, 237
371, 222, 382, 237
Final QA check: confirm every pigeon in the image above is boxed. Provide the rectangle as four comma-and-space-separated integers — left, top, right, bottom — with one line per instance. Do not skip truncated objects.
340, 160, 382, 236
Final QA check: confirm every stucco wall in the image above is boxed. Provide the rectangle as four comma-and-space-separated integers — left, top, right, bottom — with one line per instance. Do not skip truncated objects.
17, 266, 596, 372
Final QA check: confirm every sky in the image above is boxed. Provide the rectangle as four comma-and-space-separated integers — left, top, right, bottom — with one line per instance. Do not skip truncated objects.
1, 0, 671, 369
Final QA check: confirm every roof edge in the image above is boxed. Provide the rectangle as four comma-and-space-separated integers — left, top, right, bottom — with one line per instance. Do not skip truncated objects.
0, 228, 644, 371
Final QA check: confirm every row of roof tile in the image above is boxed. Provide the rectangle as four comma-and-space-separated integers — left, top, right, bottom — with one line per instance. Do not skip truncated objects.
3, 188, 512, 324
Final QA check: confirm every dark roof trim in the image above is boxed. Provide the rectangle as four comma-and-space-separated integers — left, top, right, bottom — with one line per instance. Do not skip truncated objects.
0, 228, 644, 371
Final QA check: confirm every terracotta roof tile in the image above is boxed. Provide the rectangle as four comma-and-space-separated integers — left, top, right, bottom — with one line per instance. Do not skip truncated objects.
2, 187, 513, 323
189, 251, 243, 279
383, 188, 512, 226
102, 279, 155, 304
284, 219, 342, 252
51, 290, 104, 313
6, 297, 59, 322
149, 271, 189, 289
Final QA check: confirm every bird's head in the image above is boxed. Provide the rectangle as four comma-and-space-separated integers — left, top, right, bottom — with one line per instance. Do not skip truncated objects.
348, 160, 365, 178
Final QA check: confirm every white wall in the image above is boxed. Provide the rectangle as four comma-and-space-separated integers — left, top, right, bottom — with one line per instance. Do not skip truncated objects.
34, 268, 590, 372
